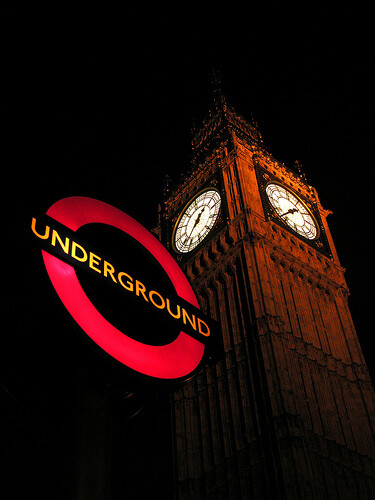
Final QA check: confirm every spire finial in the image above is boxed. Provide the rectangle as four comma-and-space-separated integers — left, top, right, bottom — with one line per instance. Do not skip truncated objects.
209, 68, 227, 111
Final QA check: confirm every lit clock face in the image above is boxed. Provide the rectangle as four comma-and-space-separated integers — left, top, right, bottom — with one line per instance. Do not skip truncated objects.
173, 189, 221, 253
266, 183, 318, 240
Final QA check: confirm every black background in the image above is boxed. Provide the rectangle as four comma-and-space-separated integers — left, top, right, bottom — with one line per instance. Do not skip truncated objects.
3, 7, 374, 499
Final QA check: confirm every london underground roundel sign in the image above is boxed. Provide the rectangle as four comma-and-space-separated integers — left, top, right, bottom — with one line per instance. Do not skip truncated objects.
33, 197, 207, 381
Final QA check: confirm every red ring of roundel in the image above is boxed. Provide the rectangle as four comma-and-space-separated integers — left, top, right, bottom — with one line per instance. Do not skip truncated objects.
42, 196, 205, 380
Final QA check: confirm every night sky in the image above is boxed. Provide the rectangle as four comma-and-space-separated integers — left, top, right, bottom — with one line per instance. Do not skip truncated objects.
3, 9, 374, 498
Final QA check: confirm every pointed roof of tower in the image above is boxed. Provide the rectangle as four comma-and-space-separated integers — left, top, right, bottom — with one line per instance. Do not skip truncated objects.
190, 70, 264, 162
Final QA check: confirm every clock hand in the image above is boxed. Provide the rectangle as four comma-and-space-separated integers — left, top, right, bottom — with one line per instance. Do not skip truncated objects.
185, 208, 205, 241
191, 208, 205, 233
280, 208, 298, 217
195, 208, 205, 226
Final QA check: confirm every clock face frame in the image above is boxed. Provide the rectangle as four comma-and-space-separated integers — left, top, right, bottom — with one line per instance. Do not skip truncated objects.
266, 183, 319, 240
172, 188, 222, 254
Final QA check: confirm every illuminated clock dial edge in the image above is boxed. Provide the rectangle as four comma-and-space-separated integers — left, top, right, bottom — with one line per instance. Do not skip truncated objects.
173, 188, 222, 254
265, 183, 318, 240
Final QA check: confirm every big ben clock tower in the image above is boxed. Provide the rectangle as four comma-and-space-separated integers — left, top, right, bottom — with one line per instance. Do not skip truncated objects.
158, 85, 375, 499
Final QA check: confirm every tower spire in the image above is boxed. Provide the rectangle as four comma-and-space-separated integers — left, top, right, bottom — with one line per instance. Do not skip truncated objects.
209, 68, 227, 112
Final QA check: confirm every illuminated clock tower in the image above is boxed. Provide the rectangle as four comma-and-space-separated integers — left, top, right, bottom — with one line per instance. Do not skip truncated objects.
158, 86, 375, 499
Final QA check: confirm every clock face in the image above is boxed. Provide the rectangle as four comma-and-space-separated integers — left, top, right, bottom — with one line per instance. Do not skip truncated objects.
266, 183, 318, 240
173, 188, 221, 254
